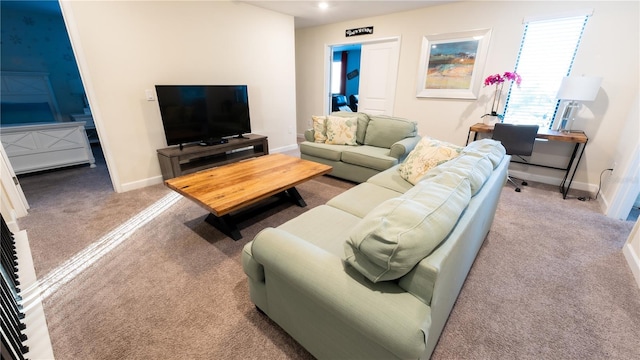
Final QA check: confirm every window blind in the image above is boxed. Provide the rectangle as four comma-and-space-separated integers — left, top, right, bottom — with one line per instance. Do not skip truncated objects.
503, 14, 590, 128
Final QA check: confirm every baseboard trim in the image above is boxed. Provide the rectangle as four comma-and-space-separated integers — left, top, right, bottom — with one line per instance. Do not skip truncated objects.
272, 143, 299, 154
120, 175, 164, 193
508, 169, 597, 194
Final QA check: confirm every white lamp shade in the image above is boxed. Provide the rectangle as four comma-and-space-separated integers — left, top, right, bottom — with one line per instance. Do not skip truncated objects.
556, 76, 602, 101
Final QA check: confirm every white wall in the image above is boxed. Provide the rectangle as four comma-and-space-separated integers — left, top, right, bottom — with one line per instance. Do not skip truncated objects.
295, 1, 639, 195
603, 91, 640, 218
61, 0, 297, 192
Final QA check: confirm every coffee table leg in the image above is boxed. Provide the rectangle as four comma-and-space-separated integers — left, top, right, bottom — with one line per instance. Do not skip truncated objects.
205, 213, 242, 240
286, 187, 306, 207
203, 187, 306, 241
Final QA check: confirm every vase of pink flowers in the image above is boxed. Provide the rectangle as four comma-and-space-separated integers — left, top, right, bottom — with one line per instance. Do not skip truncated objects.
482, 71, 522, 124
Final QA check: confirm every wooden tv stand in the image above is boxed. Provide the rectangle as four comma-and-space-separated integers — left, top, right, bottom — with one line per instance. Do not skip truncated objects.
156, 134, 268, 180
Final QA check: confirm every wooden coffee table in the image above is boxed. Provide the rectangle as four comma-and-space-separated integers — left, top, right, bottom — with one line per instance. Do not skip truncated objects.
165, 153, 332, 240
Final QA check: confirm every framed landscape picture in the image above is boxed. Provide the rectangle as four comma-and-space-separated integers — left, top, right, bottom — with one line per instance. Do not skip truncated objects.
416, 28, 492, 99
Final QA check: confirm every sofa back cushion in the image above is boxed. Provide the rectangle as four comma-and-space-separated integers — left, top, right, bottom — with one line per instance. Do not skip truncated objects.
422, 154, 493, 196
363, 115, 417, 148
344, 172, 472, 282
331, 111, 370, 144
463, 138, 506, 168
420, 139, 505, 195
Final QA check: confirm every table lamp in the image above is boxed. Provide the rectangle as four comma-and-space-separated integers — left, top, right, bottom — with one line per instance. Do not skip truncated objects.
556, 76, 602, 132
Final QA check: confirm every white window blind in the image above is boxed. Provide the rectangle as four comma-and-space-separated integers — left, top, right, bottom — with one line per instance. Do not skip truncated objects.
503, 13, 590, 128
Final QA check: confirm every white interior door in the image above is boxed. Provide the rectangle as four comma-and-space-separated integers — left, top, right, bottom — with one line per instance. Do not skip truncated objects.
357, 38, 400, 115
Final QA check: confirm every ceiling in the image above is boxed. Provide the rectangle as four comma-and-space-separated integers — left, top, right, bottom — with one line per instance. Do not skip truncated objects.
0, 1, 454, 28
239, 1, 455, 28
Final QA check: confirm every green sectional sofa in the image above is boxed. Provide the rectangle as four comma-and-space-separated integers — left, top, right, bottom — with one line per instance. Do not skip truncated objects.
242, 139, 509, 359
300, 111, 421, 183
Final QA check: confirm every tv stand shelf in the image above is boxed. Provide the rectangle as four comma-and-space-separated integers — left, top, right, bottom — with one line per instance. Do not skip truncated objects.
157, 134, 268, 180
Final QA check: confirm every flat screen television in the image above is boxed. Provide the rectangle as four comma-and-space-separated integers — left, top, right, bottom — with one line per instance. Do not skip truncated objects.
155, 85, 251, 146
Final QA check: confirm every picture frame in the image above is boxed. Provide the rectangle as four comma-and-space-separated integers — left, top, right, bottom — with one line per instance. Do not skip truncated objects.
416, 28, 492, 99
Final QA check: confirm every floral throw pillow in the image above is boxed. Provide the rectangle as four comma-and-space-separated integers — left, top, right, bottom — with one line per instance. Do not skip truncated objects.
398, 137, 463, 184
312, 115, 327, 143
325, 115, 358, 145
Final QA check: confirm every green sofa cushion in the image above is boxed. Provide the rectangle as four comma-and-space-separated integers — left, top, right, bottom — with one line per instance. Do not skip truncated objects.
299, 142, 348, 161
344, 172, 472, 282
463, 138, 506, 168
278, 205, 362, 258
366, 164, 414, 194
327, 182, 403, 218
421, 153, 492, 196
364, 115, 417, 148
421, 139, 506, 195
341, 146, 398, 171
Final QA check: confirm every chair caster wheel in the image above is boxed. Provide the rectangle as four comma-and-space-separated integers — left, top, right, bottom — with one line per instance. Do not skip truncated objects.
522, 181, 528, 186
515, 188, 521, 192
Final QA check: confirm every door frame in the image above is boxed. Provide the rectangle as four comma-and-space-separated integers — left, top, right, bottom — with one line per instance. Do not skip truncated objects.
60, 1, 119, 192
606, 144, 640, 220
324, 36, 401, 115
0, 144, 29, 223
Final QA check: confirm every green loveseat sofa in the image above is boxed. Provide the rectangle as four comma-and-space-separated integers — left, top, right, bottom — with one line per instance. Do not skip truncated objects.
242, 139, 509, 359
300, 111, 421, 183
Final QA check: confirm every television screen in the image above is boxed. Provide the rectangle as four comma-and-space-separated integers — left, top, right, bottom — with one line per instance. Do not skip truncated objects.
155, 85, 251, 145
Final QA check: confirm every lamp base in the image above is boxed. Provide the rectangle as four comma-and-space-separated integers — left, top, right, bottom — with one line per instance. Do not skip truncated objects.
557, 100, 582, 132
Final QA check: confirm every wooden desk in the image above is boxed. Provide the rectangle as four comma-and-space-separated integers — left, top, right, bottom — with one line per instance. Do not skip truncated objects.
467, 123, 588, 199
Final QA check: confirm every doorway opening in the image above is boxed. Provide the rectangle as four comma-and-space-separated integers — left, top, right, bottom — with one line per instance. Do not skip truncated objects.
326, 37, 401, 116
330, 43, 362, 113
0, 1, 111, 208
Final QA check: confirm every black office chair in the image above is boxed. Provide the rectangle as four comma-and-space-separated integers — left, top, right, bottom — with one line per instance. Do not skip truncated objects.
491, 123, 539, 192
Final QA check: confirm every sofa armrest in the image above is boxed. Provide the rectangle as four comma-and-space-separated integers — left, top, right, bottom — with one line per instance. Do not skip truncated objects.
242, 242, 264, 282
250, 227, 430, 359
389, 135, 421, 159
303, 128, 315, 142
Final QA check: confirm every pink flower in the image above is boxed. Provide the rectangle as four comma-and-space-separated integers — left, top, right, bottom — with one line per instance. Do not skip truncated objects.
482, 71, 522, 117
484, 74, 504, 86
503, 71, 522, 86
484, 71, 522, 87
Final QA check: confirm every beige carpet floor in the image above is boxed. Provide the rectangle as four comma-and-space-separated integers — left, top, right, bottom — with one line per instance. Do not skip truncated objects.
16, 145, 640, 359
